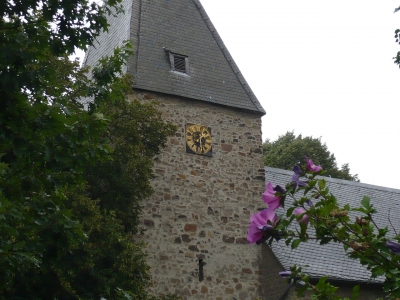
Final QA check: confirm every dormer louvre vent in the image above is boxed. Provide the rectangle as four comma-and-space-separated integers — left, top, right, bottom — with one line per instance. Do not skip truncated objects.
165, 49, 189, 75
174, 55, 186, 73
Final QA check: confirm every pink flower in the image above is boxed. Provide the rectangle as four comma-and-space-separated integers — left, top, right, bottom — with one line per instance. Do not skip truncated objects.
294, 207, 309, 225
262, 182, 282, 210
305, 156, 322, 172
247, 208, 279, 244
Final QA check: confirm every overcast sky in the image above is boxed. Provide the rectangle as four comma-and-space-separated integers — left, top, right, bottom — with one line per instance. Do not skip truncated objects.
199, 0, 400, 189
75, 1, 400, 189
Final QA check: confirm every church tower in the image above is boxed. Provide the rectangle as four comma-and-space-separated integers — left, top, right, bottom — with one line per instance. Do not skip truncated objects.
84, 0, 267, 298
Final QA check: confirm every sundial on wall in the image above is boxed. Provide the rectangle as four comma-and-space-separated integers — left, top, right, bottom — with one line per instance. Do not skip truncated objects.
185, 123, 212, 157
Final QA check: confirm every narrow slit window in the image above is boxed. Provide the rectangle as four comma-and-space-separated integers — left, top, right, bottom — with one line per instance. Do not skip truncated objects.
198, 258, 204, 281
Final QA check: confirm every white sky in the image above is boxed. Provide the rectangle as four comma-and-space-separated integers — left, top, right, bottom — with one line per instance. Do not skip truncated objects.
199, 0, 400, 189
75, 1, 400, 189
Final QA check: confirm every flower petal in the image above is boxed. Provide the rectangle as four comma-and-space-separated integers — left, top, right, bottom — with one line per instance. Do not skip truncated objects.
387, 241, 400, 255
250, 208, 277, 228
250, 210, 267, 228
292, 165, 302, 175
262, 182, 282, 210
305, 156, 323, 172
279, 271, 292, 278
273, 185, 286, 194
247, 223, 264, 244
306, 199, 314, 207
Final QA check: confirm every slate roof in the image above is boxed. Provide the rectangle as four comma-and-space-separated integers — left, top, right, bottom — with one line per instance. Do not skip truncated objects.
265, 167, 400, 283
83, 0, 266, 115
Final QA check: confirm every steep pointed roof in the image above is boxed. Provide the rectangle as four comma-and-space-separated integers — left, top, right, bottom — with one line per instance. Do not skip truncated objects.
84, 0, 266, 114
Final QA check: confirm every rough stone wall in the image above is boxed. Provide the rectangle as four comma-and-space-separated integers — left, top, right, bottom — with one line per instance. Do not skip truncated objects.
132, 91, 267, 299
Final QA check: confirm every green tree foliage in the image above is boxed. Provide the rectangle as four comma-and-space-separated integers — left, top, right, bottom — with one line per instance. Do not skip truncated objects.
85, 98, 176, 233
263, 131, 358, 181
0, 0, 178, 299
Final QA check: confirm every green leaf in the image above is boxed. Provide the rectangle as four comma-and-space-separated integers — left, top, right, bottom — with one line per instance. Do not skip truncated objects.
320, 237, 332, 245
351, 285, 360, 300
297, 285, 307, 298
286, 206, 295, 217
318, 179, 326, 190
315, 276, 328, 288
300, 221, 307, 236
13, 241, 26, 251
371, 266, 386, 277
0, 162, 9, 175
361, 196, 371, 209
291, 239, 301, 249
389, 268, 400, 275
352, 207, 367, 214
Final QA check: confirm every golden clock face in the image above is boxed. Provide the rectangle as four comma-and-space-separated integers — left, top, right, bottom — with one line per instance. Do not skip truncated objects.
185, 123, 212, 156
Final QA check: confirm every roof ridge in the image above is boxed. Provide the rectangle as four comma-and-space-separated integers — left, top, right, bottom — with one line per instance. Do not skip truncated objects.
265, 166, 400, 194
192, 0, 265, 114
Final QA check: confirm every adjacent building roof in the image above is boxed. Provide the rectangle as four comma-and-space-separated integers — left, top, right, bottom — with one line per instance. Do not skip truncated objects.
265, 167, 400, 283
83, 0, 266, 115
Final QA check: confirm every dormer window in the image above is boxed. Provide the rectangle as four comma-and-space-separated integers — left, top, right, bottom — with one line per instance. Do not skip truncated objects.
164, 48, 189, 75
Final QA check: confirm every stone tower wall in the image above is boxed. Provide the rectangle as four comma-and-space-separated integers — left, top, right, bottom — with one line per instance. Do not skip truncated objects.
132, 91, 267, 299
